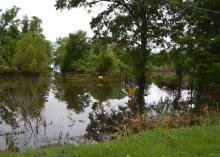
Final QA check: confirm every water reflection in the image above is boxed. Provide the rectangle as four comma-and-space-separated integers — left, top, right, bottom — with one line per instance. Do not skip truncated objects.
0, 74, 219, 151
53, 75, 92, 113
85, 78, 220, 142
53, 75, 126, 113
0, 75, 49, 150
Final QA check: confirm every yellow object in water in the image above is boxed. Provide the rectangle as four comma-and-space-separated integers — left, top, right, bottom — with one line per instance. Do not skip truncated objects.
98, 76, 104, 81
128, 87, 136, 95
98, 83, 103, 87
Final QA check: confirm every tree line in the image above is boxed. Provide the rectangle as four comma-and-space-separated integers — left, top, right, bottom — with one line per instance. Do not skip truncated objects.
0, 7, 51, 73
54, 0, 220, 88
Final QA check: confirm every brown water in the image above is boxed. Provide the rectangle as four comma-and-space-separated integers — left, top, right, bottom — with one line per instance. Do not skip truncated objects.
0, 74, 219, 151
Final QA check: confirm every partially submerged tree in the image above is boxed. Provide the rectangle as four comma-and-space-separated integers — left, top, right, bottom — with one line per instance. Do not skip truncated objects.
55, 0, 172, 107
55, 0, 172, 73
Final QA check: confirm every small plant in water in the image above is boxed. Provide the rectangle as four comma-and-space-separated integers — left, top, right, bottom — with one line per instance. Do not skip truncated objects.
5, 134, 19, 152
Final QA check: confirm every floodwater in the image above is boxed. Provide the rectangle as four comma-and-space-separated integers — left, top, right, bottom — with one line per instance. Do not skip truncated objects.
0, 74, 219, 151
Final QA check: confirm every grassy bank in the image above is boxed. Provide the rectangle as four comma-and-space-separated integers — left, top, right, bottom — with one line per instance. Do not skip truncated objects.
1, 125, 220, 157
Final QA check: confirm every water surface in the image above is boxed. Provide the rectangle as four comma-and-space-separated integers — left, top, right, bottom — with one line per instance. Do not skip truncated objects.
0, 74, 219, 150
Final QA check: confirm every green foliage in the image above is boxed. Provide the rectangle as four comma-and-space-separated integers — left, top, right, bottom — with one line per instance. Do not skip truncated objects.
55, 0, 173, 79
21, 15, 29, 33
54, 31, 125, 74
53, 37, 67, 68
0, 7, 20, 73
94, 50, 124, 75
29, 16, 43, 35
0, 7, 48, 73
13, 32, 49, 72
95, 52, 114, 75
5, 135, 19, 152
170, 0, 220, 86
0, 36, 17, 66
55, 0, 220, 90
21, 15, 43, 35
63, 31, 89, 72
54, 30, 89, 72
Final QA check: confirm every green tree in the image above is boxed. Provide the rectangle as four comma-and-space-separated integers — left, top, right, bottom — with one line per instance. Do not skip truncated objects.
55, 0, 173, 106
53, 37, 68, 69
0, 7, 47, 73
21, 15, 29, 33
13, 32, 49, 72
0, 7, 20, 34
95, 50, 124, 75
55, 30, 89, 72
0, 7, 20, 72
21, 15, 43, 35
89, 38, 127, 75
55, 0, 172, 69
29, 16, 43, 35
170, 0, 220, 86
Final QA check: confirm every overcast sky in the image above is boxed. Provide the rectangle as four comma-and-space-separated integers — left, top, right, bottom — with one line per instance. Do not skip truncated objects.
0, 0, 95, 42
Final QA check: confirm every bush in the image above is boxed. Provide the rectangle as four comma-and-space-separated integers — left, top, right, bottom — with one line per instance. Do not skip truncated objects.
94, 51, 125, 75
12, 32, 49, 73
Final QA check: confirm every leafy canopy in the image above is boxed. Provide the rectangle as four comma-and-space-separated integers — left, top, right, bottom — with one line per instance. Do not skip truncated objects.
13, 32, 49, 72
170, 0, 220, 85
54, 30, 89, 72
55, 0, 172, 56
0, 7, 48, 73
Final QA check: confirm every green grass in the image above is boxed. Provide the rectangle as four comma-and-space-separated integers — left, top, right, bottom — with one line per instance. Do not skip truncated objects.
1, 125, 220, 157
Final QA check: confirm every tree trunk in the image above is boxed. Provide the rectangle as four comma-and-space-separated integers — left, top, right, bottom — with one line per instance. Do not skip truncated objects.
136, 8, 148, 113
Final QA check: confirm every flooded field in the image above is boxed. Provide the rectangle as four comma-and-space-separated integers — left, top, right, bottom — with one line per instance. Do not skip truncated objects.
0, 74, 219, 151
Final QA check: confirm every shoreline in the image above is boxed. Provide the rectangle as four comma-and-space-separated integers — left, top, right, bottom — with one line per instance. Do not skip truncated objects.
1, 125, 220, 157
